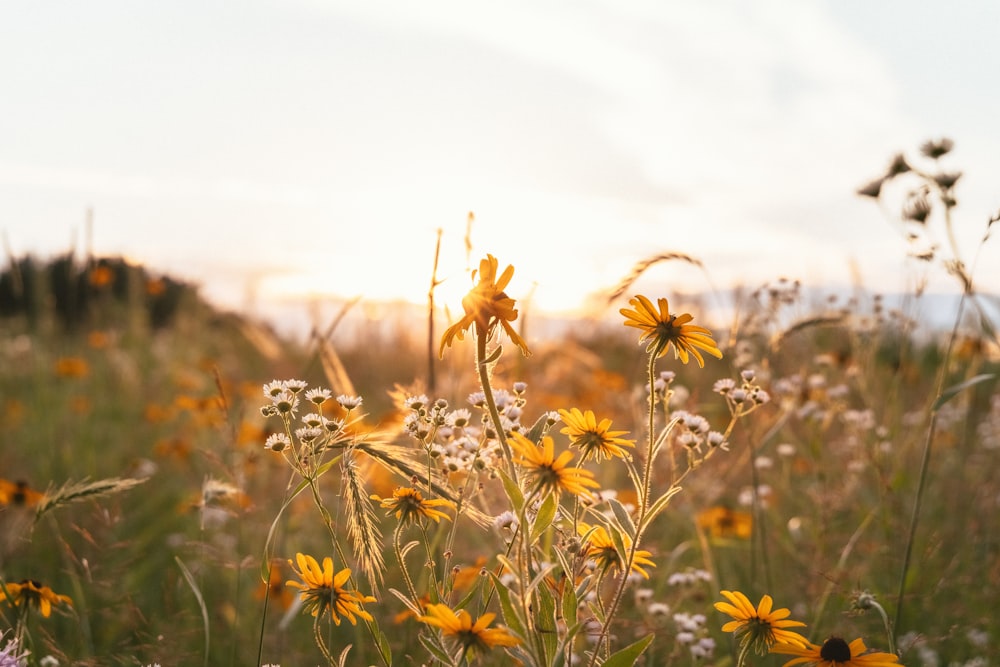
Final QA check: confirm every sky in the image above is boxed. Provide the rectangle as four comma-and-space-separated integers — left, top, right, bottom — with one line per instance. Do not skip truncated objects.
2, 0, 999, 331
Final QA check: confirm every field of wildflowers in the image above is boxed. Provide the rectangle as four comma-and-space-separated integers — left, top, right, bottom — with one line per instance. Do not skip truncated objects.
1, 140, 998, 666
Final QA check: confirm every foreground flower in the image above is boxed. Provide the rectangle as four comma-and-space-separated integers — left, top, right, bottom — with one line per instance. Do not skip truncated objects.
771, 637, 902, 667
418, 603, 521, 653
620, 295, 723, 367
715, 590, 808, 655
372, 487, 455, 525
0, 628, 29, 666
558, 408, 635, 462
285, 553, 375, 625
578, 522, 656, 578
0, 580, 73, 618
439, 254, 530, 358
509, 432, 599, 498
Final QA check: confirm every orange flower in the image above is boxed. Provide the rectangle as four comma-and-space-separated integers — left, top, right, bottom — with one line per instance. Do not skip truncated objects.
0, 479, 44, 508
0, 579, 73, 617
620, 295, 722, 367
509, 432, 599, 498
439, 254, 530, 358
54, 357, 89, 378
418, 603, 520, 652
697, 506, 753, 539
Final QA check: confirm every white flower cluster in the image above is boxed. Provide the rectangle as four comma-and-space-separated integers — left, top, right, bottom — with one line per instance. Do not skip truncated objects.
402, 385, 530, 478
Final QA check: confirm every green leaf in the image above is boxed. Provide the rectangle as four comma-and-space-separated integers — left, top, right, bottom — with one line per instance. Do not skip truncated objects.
488, 571, 526, 638
933, 373, 996, 411
600, 633, 655, 667
497, 467, 524, 513
639, 485, 683, 533
175, 556, 210, 667
530, 492, 558, 544
535, 575, 559, 662
336, 644, 353, 667
524, 413, 551, 444
418, 633, 454, 664
608, 498, 636, 540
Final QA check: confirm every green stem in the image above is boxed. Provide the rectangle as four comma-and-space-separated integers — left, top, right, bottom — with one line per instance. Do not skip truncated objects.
476, 333, 518, 484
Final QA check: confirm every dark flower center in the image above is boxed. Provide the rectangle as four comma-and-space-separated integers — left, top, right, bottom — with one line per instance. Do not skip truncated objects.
819, 636, 852, 662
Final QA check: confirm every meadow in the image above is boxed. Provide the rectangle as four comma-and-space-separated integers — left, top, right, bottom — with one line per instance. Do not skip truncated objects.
1, 141, 999, 667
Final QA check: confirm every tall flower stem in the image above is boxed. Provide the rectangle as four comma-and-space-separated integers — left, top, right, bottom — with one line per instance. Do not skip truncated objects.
476, 333, 518, 484
587, 352, 658, 667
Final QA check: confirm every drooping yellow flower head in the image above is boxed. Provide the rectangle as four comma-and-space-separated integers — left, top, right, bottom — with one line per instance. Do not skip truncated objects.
285, 553, 376, 625
509, 432, 600, 499
439, 254, 530, 358
418, 602, 521, 653
620, 295, 722, 367
715, 590, 808, 655
372, 487, 455, 525
770, 636, 902, 667
558, 408, 635, 462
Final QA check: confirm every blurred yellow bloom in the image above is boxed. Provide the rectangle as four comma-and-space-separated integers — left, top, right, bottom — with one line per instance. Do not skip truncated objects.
0, 479, 44, 508
54, 357, 89, 378
715, 590, 808, 655
559, 408, 635, 462
285, 553, 375, 625
697, 506, 753, 539
418, 603, 520, 652
620, 295, 722, 367
578, 522, 655, 578
770, 636, 901, 667
509, 432, 599, 498
372, 487, 455, 525
439, 254, 530, 358
0, 579, 73, 618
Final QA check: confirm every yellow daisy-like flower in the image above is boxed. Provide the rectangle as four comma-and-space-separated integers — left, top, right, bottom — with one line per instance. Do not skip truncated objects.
620, 295, 723, 367
558, 408, 635, 462
372, 487, 456, 525
715, 590, 808, 655
418, 603, 521, 652
439, 254, 530, 358
509, 432, 600, 499
285, 553, 376, 626
697, 505, 753, 540
578, 522, 656, 579
0, 579, 73, 618
771, 637, 902, 667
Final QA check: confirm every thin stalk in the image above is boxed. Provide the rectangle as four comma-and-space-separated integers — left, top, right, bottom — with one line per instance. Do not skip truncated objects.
476, 333, 518, 483
893, 282, 970, 635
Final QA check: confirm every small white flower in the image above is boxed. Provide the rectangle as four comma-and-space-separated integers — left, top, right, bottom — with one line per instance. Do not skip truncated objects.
264, 433, 291, 452
283, 379, 308, 394
336, 394, 363, 410
304, 387, 332, 405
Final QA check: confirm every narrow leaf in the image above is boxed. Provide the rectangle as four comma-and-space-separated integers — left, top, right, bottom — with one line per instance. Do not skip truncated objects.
601, 633, 655, 667
933, 373, 995, 411
608, 498, 636, 540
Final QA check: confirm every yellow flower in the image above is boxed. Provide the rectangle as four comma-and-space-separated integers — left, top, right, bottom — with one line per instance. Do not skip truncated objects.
418, 603, 520, 652
439, 254, 530, 358
509, 432, 600, 498
0, 479, 44, 508
715, 590, 808, 655
558, 408, 635, 462
285, 553, 375, 625
697, 506, 753, 539
578, 523, 655, 579
770, 636, 902, 667
0, 579, 73, 618
620, 295, 723, 367
372, 487, 455, 525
